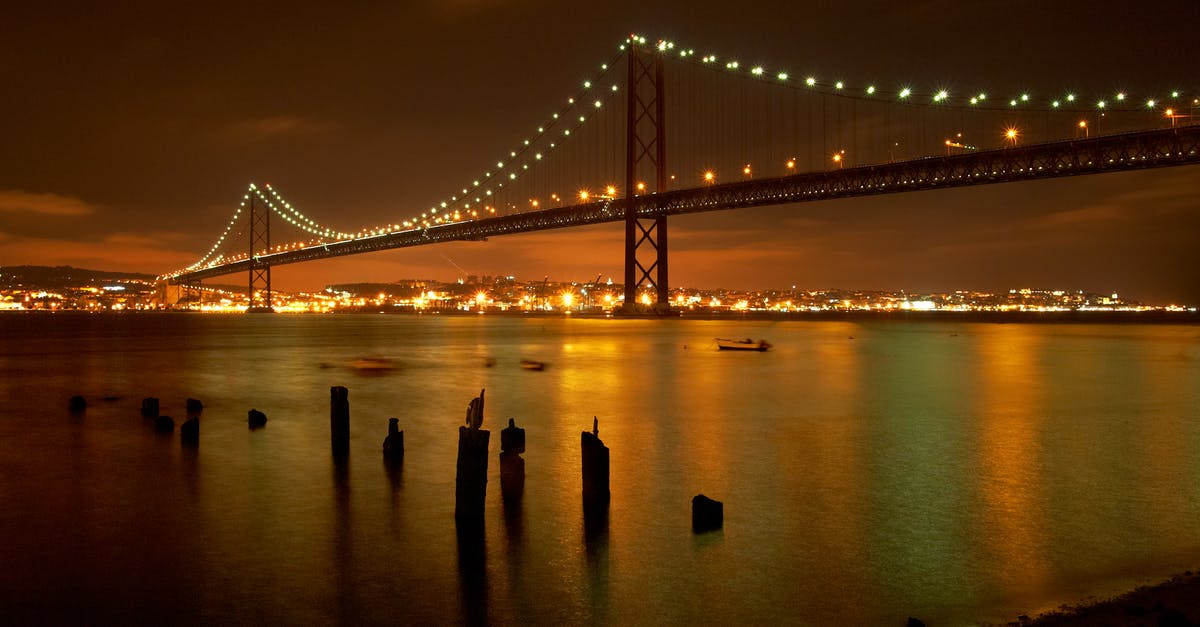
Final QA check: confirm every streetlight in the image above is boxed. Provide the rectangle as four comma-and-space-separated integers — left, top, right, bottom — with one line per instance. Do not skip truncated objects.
1078, 120, 1088, 138
703, 170, 715, 184
1164, 108, 1177, 127
742, 164, 752, 177
1004, 127, 1019, 147
832, 149, 845, 169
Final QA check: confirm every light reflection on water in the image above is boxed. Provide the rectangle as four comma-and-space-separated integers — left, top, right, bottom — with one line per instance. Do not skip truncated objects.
1, 313, 1198, 624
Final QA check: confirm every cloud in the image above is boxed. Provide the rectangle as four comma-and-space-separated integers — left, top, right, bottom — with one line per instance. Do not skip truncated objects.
0, 233, 195, 274
227, 115, 337, 140
0, 190, 96, 216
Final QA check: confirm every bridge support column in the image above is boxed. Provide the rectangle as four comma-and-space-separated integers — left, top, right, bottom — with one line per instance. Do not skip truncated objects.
247, 188, 274, 313
622, 39, 670, 313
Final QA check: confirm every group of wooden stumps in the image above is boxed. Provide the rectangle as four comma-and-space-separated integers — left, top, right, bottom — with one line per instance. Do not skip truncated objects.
68, 387, 724, 533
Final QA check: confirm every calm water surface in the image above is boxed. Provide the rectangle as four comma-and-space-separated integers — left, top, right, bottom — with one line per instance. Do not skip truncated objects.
1, 313, 1198, 625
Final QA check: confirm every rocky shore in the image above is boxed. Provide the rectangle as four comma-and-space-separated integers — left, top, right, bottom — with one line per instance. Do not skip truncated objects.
1015, 570, 1200, 626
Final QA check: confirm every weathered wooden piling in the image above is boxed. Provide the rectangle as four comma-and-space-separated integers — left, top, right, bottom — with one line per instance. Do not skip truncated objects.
155, 415, 175, 432
140, 397, 159, 418
181, 398, 202, 444
330, 386, 350, 448
455, 389, 490, 519
691, 494, 723, 533
248, 409, 267, 429
68, 395, 87, 413
383, 417, 404, 459
500, 418, 525, 502
181, 417, 199, 443
581, 417, 610, 511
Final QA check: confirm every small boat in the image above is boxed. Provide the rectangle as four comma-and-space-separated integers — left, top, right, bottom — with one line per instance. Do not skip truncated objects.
715, 338, 772, 351
351, 357, 396, 371
520, 359, 546, 371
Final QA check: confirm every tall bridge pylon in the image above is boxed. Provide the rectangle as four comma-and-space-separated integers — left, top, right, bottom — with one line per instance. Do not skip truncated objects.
623, 41, 669, 312
247, 192, 274, 312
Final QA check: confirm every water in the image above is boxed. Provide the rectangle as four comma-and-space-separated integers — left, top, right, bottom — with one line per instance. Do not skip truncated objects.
1, 313, 1198, 625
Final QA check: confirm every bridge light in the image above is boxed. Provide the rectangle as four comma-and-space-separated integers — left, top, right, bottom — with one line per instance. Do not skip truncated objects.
751, 66, 764, 75
579, 189, 590, 201
1116, 92, 1125, 101
594, 100, 602, 108
1097, 100, 1106, 108
1020, 93, 1030, 102
934, 90, 948, 102
1170, 90, 1179, 98
786, 159, 796, 170
1005, 127, 1019, 146
605, 185, 617, 197
703, 170, 715, 183
977, 93, 987, 101
1067, 93, 1076, 102
835, 81, 844, 90
898, 87, 911, 99
743, 164, 752, 176
636, 181, 646, 192
866, 85, 876, 95
1146, 99, 1156, 108
777, 72, 788, 81
583, 80, 591, 88
530, 199, 539, 208
805, 77, 816, 87
1052, 100, 1060, 108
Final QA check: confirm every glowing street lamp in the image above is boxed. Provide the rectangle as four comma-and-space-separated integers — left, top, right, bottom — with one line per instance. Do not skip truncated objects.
785, 158, 796, 171
832, 150, 845, 169
703, 170, 715, 184
1004, 127, 1019, 147
1078, 120, 1089, 138
742, 164, 752, 177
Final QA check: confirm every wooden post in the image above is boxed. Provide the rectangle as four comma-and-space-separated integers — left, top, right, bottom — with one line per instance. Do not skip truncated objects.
500, 418, 525, 502
140, 397, 159, 418
181, 398, 202, 444
383, 417, 404, 460
330, 386, 350, 449
581, 417, 610, 511
455, 389, 489, 519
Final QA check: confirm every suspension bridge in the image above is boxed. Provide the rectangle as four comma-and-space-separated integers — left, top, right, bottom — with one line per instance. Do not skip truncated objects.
162, 34, 1200, 312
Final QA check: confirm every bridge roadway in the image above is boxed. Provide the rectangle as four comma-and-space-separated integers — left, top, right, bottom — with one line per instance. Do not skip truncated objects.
173, 126, 1200, 284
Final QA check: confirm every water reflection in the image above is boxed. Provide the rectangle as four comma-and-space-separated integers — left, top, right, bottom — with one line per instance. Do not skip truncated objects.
331, 450, 354, 623
455, 519, 488, 626
974, 326, 1049, 586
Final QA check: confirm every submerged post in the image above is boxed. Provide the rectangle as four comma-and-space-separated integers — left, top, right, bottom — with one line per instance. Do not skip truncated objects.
455, 389, 490, 519
330, 386, 349, 449
383, 417, 404, 460
581, 416, 610, 511
499, 418, 526, 502
181, 398, 202, 444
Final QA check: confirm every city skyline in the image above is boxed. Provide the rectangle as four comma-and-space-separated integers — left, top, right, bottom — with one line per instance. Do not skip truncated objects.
3, 2, 1199, 303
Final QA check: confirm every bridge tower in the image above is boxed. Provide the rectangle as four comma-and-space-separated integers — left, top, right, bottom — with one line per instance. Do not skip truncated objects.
623, 40, 669, 312
247, 191, 274, 312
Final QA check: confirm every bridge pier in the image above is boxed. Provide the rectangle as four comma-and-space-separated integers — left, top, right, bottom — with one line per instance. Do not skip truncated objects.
621, 39, 671, 313
246, 189, 275, 313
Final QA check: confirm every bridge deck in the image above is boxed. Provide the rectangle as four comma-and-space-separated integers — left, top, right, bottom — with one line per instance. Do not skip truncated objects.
172, 126, 1200, 283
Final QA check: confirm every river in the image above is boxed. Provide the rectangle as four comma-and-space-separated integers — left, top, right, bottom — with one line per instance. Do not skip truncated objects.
1, 313, 1198, 624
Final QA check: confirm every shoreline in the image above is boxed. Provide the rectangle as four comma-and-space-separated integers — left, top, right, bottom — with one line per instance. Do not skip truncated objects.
4, 309, 1199, 324
1000, 569, 1200, 626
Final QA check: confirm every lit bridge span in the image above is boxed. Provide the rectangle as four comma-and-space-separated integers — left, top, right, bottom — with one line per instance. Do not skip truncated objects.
165, 34, 1200, 310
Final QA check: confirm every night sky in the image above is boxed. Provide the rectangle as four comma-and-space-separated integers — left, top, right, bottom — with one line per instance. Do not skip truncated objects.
3, 1, 1198, 304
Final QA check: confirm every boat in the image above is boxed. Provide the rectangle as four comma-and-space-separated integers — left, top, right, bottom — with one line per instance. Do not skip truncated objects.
520, 359, 546, 371
715, 338, 772, 351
